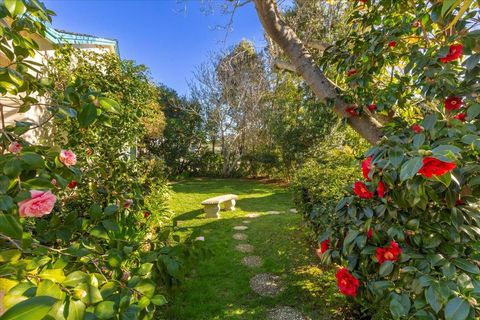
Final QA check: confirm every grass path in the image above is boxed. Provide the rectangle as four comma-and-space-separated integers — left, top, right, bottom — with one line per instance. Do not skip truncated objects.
164, 178, 346, 320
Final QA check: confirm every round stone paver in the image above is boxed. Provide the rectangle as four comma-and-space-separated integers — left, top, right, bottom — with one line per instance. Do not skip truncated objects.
289, 208, 298, 214
242, 220, 251, 224
250, 273, 283, 297
266, 210, 281, 215
235, 244, 254, 253
267, 306, 306, 320
246, 213, 260, 218
233, 233, 248, 240
242, 255, 263, 267
233, 225, 248, 231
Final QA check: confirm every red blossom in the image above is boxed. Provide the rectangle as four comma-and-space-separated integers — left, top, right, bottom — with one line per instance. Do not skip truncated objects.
367, 228, 373, 239
67, 180, 78, 189
368, 104, 376, 112
418, 157, 456, 178
144, 211, 151, 218
361, 157, 373, 181
353, 181, 374, 199
439, 44, 463, 63
445, 96, 463, 110
336, 268, 359, 296
346, 106, 358, 117
411, 124, 424, 133
320, 239, 330, 254
347, 69, 357, 77
377, 181, 386, 198
376, 241, 402, 264
454, 113, 466, 122
388, 41, 396, 48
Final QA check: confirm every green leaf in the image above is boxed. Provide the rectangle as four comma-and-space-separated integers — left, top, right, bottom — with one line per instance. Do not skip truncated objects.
94, 301, 116, 319
4, 0, 27, 17
79, 283, 103, 305
464, 54, 480, 71
134, 279, 156, 298
413, 134, 425, 149
21, 153, 44, 169
0, 249, 21, 262
0, 175, 10, 193
441, 0, 458, 17
467, 103, 480, 120
63, 271, 88, 287
444, 297, 470, 320
66, 299, 85, 320
39, 269, 66, 283
150, 294, 167, 306
432, 145, 461, 157
379, 261, 394, 277
389, 293, 411, 319
78, 103, 97, 128
0, 213, 22, 238
3, 158, 22, 177
98, 97, 120, 114
425, 286, 442, 313
400, 157, 423, 181
0, 296, 57, 320
422, 114, 437, 130
0, 195, 13, 211
454, 259, 480, 274
36, 279, 64, 300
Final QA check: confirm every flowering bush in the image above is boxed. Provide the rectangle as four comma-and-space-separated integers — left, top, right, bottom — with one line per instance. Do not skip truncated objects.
0, 2, 197, 319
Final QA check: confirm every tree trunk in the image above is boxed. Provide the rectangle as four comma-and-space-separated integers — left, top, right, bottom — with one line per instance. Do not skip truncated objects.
253, 0, 383, 145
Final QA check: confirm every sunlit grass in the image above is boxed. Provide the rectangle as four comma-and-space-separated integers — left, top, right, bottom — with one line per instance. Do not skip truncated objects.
163, 178, 347, 319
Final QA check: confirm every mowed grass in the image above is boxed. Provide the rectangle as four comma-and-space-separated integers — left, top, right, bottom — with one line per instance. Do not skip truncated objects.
163, 178, 347, 320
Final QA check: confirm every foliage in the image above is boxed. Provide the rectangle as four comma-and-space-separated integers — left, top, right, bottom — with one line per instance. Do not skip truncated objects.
0, 2, 194, 319
306, 1, 480, 319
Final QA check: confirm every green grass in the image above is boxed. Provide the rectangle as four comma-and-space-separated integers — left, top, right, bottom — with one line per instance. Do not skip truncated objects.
163, 178, 347, 320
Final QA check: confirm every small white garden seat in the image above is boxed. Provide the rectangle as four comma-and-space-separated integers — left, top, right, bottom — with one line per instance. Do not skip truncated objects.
201, 194, 238, 218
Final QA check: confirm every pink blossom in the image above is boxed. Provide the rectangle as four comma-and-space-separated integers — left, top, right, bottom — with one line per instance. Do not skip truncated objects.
18, 190, 56, 218
59, 150, 77, 167
8, 141, 22, 154
123, 199, 133, 209
195, 236, 205, 241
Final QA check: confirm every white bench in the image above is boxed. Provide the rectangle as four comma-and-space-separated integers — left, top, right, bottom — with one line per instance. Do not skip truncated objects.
201, 194, 238, 218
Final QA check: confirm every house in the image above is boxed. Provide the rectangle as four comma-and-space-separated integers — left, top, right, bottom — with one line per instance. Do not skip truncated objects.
0, 25, 119, 142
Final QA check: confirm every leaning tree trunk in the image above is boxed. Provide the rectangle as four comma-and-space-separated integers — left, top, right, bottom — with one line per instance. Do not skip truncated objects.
253, 0, 383, 145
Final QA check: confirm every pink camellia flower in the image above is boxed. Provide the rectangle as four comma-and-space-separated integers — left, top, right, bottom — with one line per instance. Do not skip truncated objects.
59, 150, 77, 167
18, 190, 56, 218
123, 199, 133, 209
51, 179, 58, 188
8, 141, 22, 154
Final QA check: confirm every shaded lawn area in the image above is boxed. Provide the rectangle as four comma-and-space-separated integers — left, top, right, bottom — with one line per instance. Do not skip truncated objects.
163, 178, 347, 320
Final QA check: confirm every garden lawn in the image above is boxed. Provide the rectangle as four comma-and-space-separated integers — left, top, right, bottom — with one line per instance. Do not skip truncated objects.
163, 178, 347, 320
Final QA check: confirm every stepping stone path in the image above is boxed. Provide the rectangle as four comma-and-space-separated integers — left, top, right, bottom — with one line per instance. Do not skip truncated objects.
242, 220, 251, 224
235, 244, 254, 253
232, 233, 248, 240
246, 213, 259, 218
289, 208, 298, 214
249, 273, 283, 297
267, 306, 307, 320
242, 255, 263, 267
266, 210, 281, 215
233, 225, 248, 231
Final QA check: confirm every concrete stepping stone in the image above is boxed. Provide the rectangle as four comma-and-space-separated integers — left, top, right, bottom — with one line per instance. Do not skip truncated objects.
233, 233, 248, 240
289, 208, 298, 214
233, 225, 248, 231
242, 220, 251, 224
267, 306, 307, 320
246, 213, 260, 218
242, 255, 263, 267
250, 273, 283, 297
235, 244, 254, 253
266, 210, 281, 215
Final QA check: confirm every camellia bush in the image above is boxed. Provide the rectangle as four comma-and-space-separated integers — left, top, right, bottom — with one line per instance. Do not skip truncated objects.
0, 1, 198, 319
309, 0, 480, 319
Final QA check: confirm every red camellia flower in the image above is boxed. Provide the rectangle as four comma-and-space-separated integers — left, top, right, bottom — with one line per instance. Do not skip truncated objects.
144, 211, 151, 218
377, 181, 386, 198
320, 239, 330, 254
454, 113, 466, 122
336, 268, 359, 297
347, 69, 357, 77
346, 106, 358, 117
418, 157, 456, 178
353, 181, 374, 199
439, 44, 463, 63
411, 124, 424, 133
388, 41, 396, 48
367, 104, 376, 112
367, 228, 373, 239
361, 156, 372, 181
67, 180, 78, 189
376, 241, 402, 264
444, 96, 463, 110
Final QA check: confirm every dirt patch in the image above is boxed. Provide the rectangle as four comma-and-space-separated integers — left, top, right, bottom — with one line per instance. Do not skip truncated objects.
242, 255, 263, 267
249, 273, 283, 297
235, 244, 254, 253
267, 306, 307, 320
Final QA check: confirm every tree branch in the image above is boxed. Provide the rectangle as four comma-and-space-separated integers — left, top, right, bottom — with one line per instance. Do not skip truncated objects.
253, 0, 383, 144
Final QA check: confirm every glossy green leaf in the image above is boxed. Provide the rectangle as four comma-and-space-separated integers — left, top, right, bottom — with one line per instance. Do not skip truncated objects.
0, 213, 22, 238
444, 297, 470, 320
400, 157, 423, 181
0, 296, 57, 320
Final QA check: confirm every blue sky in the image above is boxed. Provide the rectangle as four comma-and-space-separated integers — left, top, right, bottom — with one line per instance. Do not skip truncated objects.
44, 0, 265, 96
